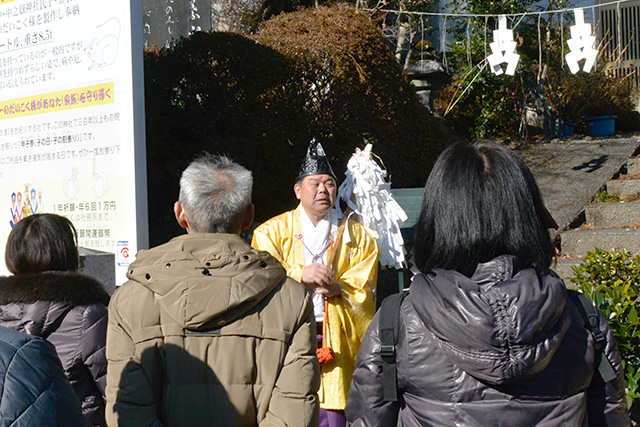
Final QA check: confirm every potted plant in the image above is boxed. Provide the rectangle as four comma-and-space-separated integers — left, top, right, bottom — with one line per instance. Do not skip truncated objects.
545, 62, 634, 137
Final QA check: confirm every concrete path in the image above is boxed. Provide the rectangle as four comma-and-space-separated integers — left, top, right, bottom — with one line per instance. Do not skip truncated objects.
517, 136, 640, 237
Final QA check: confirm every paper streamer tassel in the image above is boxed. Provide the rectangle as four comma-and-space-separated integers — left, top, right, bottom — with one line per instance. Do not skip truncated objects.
337, 144, 408, 269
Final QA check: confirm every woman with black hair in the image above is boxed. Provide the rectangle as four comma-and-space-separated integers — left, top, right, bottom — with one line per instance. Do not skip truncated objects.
345, 142, 629, 426
0, 214, 109, 426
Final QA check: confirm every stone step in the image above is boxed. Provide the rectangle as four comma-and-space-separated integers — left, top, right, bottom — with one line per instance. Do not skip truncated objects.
585, 201, 640, 227
560, 228, 640, 257
606, 178, 640, 196
628, 157, 640, 175
552, 258, 583, 287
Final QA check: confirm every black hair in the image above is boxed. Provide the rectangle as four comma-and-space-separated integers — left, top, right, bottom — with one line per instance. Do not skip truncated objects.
5, 214, 79, 274
413, 141, 555, 277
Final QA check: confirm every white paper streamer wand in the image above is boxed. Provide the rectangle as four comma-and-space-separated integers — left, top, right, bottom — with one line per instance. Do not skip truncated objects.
337, 144, 408, 269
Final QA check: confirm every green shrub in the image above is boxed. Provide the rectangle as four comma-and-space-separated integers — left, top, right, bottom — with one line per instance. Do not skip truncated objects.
144, 32, 305, 244
570, 247, 640, 411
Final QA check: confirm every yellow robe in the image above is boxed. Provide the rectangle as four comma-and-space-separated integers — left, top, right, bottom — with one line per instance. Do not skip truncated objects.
252, 206, 378, 410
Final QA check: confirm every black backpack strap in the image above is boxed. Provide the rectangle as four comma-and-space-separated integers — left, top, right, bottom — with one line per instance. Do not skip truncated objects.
379, 291, 407, 402
568, 290, 618, 383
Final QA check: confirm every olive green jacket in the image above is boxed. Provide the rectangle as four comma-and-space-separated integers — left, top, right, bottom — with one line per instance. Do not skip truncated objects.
106, 233, 320, 426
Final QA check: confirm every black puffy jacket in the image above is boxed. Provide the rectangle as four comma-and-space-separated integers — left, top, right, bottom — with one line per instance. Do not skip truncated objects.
0, 326, 88, 426
346, 256, 630, 426
0, 272, 109, 426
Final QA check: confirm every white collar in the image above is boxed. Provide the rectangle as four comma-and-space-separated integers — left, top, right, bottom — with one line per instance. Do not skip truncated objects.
299, 206, 331, 246
299, 206, 343, 265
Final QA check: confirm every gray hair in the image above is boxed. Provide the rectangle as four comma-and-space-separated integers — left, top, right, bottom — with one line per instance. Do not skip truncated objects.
179, 154, 253, 233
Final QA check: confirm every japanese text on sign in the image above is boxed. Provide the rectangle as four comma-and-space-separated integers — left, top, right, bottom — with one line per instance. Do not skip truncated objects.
0, 81, 113, 119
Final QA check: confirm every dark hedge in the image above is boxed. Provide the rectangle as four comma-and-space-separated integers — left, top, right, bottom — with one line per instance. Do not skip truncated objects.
144, 5, 454, 245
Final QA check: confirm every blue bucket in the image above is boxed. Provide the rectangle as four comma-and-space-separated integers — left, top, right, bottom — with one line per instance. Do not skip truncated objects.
584, 115, 616, 137
561, 122, 576, 137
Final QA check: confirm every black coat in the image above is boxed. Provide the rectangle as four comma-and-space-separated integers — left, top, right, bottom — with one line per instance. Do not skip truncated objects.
0, 272, 109, 426
0, 326, 88, 426
346, 256, 630, 426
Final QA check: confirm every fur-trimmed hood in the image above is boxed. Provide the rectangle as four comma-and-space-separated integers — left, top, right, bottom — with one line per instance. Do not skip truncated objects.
0, 271, 109, 306
0, 272, 109, 338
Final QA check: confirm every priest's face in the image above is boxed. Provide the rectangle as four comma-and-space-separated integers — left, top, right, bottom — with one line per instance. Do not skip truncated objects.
294, 174, 337, 221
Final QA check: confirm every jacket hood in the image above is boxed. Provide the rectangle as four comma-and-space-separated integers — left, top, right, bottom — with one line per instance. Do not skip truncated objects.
126, 233, 288, 330
411, 255, 570, 385
0, 272, 110, 306
0, 271, 110, 337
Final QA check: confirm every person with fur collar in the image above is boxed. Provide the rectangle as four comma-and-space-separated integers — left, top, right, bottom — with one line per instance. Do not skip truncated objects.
1, 214, 110, 427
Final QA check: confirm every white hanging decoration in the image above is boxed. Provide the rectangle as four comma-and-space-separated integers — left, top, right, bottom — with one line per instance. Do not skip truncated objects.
337, 144, 408, 269
565, 9, 598, 74
487, 15, 520, 76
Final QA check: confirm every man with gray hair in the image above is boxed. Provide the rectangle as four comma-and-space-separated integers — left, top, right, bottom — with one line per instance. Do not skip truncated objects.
106, 154, 320, 426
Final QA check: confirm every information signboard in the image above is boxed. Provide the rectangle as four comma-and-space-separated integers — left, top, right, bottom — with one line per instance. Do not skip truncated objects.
0, 0, 147, 286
